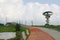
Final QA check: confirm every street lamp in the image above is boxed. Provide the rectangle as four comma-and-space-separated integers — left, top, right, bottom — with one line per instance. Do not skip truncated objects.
43, 11, 53, 26
31, 20, 33, 26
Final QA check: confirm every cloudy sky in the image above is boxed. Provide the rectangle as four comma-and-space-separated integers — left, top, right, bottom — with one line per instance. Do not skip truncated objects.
0, 0, 60, 25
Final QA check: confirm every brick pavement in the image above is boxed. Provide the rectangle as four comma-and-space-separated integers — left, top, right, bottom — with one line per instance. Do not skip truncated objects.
27, 27, 55, 40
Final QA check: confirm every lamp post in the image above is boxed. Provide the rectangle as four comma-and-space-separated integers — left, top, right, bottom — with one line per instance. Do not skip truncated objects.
43, 11, 53, 26
5, 15, 8, 25
25, 21, 27, 26
31, 20, 33, 26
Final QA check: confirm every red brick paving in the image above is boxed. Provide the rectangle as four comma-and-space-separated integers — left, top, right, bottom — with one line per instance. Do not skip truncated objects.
27, 27, 55, 40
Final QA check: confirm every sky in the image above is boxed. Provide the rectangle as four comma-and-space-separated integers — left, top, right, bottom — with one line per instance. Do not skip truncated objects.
24, 0, 60, 5
0, 0, 60, 25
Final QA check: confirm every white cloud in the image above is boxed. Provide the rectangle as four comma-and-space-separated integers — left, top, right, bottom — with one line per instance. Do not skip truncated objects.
0, 0, 60, 25
0, 0, 24, 23
24, 2, 60, 25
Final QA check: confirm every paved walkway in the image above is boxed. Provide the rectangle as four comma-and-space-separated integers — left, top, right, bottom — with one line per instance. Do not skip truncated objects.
37, 27, 60, 40
27, 27, 55, 40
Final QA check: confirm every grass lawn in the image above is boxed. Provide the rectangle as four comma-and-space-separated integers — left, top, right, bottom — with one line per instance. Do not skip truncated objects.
0, 26, 15, 32
0, 24, 29, 40
34, 25, 60, 31
0, 24, 28, 32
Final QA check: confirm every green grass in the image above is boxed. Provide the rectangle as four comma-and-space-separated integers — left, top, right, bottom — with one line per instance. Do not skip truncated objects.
0, 26, 28, 32
35, 25, 60, 31
20, 27, 29, 32
0, 24, 15, 32
46, 26, 60, 31
0, 24, 28, 32
0, 27, 15, 32
0, 24, 29, 40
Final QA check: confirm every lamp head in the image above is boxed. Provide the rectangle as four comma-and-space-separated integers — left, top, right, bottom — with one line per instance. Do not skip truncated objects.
43, 11, 53, 16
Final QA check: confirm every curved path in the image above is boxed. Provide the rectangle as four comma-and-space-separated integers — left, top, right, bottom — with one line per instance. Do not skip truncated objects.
37, 27, 60, 40
27, 27, 55, 40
